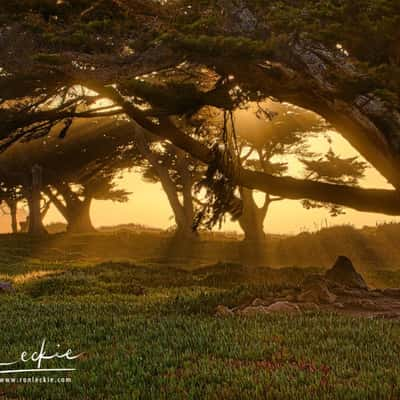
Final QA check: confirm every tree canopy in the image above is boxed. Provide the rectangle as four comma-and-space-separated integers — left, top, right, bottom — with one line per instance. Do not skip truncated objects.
1, 0, 400, 230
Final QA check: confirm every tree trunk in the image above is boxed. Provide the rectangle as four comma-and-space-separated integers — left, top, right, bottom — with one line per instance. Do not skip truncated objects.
134, 129, 197, 240
161, 176, 197, 240
174, 210, 197, 239
8, 201, 18, 233
238, 188, 269, 242
47, 185, 96, 233
237, 188, 270, 265
175, 149, 198, 240
66, 198, 96, 233
27, 165, 47, 235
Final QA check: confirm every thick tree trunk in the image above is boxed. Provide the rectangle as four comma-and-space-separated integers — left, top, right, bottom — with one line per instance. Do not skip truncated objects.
237, 188, 270, 265
238, 188, 268, 242
174, 210, 197, 239
9, 202, 18, 233
27, 165, 47, 235
161, 176, 197, 240
46, 186, 96, 233
5, 200, 18, 233
66, 199, 95, 233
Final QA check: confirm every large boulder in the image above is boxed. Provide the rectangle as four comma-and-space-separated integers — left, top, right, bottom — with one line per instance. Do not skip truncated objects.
325, 256, 368, 290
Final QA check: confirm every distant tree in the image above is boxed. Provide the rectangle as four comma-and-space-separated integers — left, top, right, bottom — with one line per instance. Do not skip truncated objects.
300, 149, 367, 216
237, 107, 367, 241
44, 162, 130, 233
0, 183, 24, 233
0, 116, 136, 233
134, 128, 204, 239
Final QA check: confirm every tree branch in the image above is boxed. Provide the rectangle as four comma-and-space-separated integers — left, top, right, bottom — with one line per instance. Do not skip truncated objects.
86, 83, 400, 216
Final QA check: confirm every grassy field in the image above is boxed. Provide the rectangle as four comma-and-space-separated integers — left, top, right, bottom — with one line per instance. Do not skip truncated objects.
0, 233, 399, 399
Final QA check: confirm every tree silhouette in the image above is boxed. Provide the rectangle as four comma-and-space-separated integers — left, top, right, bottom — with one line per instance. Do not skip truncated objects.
0, 0, 399, 223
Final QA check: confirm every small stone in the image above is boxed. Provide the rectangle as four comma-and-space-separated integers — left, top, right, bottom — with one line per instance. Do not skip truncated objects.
267, 301, 301, 314
237, 306, 270, 316
298, 302, 320, 311
298, 283, 337, 304
302, 274, 326, 288
368, 290, 383, 298
280, 288, 296, 296
284, 294, 296, 302
331, 287, 366, 298
346, 299, 383, 311
251, 298, 270, 307
215, 305, 234, 317
382, 288, 400, 298
334, 303, 345, 309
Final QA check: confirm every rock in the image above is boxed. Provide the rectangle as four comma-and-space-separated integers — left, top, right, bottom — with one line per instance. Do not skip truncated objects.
279, 288, 297, 296
346, 299, 385, 311
284, 294, 296, 302
237, 306, 270, 316
382, 288, 400, 298
368, 290, 383, 298
331, 287, 366, 298
298, 283, 337, 304
266, 301, 301, 314
251, 298, 270, 307
302, 274, 326, 288
0, 282, 13, 293
298, 302, 320, 311
215, 305, 234, 317
334, 302, 345, 309
325, 256, 368, 290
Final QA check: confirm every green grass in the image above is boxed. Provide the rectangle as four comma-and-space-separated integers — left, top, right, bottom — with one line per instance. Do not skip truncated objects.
0, 234, 399, 399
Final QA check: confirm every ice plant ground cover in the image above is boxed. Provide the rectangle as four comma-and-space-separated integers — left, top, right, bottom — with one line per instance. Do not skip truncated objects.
0, 233, 399, 399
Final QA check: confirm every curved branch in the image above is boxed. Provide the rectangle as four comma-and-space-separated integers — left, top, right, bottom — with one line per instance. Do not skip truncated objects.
88, 83, 400, 216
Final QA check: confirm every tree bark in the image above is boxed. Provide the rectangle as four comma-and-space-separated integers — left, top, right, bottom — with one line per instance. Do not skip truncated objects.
134, 129, 197, 239
45, 185, 96, 233
27, 165, 47, 235
237, 189, 270, 266
5, 199, 18, 233
238, 188, 268, 242
8, 201, 18, 234
66, 198, 95, 233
